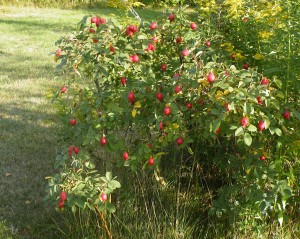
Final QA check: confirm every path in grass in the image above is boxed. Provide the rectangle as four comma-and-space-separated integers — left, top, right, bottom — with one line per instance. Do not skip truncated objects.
0, 6, 159, 238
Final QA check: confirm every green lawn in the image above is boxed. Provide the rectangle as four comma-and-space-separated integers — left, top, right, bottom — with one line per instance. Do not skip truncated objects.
0, 5, 160, 238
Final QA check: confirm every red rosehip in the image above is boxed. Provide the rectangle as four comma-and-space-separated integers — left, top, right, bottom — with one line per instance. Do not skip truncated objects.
176, 137, 184, 146
164, 107, 171, 116
120, 77, 126, 86
89, 28, 95, 33
260, 156, 266, 161
257, 120, 265, 132
129, 54, 139, 63
240, 117, 248, 127
146, 43, 155, 51
176, 37, 182, 43
159, 121, 164, 130
261, 77, 269, 85
60, 191, 67, 201
174, 85, 181, 94
256, 96, 264, 105
61, 86, 67, 93
123, 152, 129, 161
127, 91, 135, 103
181, 49, 189, 57
68, 146, 75, 157
152, 36, 158, 42
147, 143, 153, 148
215, 127, 221, 134
207, 72, 215, 83
55, 48, 62, 57
231, 53, 235, 60
150, 22, 157, 30
161, 63, 167, 71
186, 102, 192, 109
173, 73, 180, 79
100, 137, 107, 146
205, 41, 211, 47
224, 102, 229, 111
92, 38, 99, 43
69, 118, 76, 126
282, 110, 290, 119
109, 45, 115, 53
190, 22, 197, 30
148, 157, 154, 166
101, 193, 108, 201
156, 92, 163, 101
91, 17, 98, 23
58, 201, 64, 209
243, 63, 249, 70
73, 147, 80, 155
168, 13, 175, 22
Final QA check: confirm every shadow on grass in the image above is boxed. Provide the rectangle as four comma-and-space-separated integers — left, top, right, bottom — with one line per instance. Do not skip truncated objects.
0, 86, 59, 238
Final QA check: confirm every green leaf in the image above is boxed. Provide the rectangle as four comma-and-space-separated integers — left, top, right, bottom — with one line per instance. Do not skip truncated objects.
108, 180, 121, 189
243, 102, 252, 115
293, 110, 300, 121
244, 133, 252, 146
106, 172, 112, 181
212, 119, 221, 132
248, 125, 257, 132
278, 210, 283, 227
235, 127, 244, 136
274, 128, 282, 136
106, 203, 116, 213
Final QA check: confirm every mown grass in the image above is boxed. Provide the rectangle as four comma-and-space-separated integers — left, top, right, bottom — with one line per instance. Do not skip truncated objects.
0, 5, 162, 238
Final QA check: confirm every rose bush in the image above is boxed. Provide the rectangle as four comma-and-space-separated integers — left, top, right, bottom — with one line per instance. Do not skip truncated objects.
47, 7, 300, 229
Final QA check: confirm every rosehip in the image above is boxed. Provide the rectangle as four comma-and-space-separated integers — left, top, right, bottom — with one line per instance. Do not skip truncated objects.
176, 37, 182, 43
174, 85, 181, 94
101, 193, 108, 201
156, 92, 163, 101
150, 22, 157, 30
60, 191, 67, 201
148, 157, 154, 166
207, 72, 215, 83
243, 63, 249, 70
127, 91, 135, 103
168, 13, 175, 22
257, 121, 265, 132
181, 49, 189, 57
260, 156, 266, 161
186, 102, 192, 109
69, 118, 76, 126
161, 63, 167, 71
58, 201, 64, 209
176, 137, 184, 146
190, 22, 197, 30
205, 41, 211, 47
240, 117, 248, 127
282, 110, 290, 119
164, 107, 171, 116
123, 152, 129, 161
73, 147, 80, 154
120, 77, 126, 86
261, 77, 269, 85
100, 137, 107, 146
61, 86, 67, 93
129, 54, 139, 63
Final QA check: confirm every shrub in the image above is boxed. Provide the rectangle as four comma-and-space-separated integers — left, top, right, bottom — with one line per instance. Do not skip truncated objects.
47, 6, 300, 236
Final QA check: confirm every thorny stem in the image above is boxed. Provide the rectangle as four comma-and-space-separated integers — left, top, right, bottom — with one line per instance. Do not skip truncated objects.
94, 205, 112, 239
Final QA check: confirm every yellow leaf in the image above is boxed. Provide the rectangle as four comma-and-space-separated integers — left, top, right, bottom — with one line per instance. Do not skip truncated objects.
173, 123, 179, 129
134, 101, 141, 109
132, 109, 137, 118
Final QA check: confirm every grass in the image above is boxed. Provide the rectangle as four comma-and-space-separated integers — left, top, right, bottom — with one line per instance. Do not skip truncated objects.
0, 5, 162, 238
